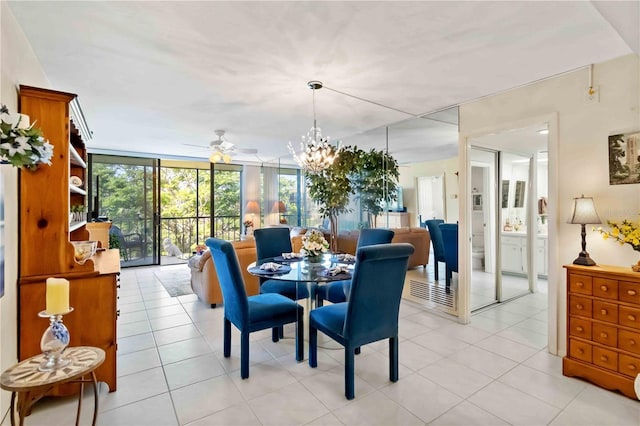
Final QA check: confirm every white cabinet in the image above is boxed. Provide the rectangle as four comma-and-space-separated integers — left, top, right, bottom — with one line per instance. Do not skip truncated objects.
501, 233, 547, 277
375, 212, 410, 228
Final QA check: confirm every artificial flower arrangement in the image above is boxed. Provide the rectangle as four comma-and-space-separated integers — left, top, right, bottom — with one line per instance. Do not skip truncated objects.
300, 229, 329, 259
595, 219, 640, 270
0, 105, 54, 170
243, 219, 254, 235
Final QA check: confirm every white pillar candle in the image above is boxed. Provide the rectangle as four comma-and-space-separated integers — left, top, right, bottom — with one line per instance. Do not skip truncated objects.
46, 278, 69, 315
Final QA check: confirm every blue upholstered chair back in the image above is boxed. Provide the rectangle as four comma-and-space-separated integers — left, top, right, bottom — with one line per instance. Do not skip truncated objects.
357, 228, 394, 249
425, 219, 446, 262
344, 243, 414, 345
439, 223, 459, 273
206, 238, 249, 327
254, 228, 292, 260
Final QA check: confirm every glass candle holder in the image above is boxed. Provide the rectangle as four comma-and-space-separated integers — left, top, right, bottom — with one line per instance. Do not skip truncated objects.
38, 308, 73, 371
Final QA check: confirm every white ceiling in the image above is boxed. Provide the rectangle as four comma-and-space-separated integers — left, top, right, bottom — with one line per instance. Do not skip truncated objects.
7, 1, 638, 165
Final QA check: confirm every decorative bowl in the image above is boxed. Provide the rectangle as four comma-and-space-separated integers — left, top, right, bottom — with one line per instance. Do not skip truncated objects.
71, 240, 97, 264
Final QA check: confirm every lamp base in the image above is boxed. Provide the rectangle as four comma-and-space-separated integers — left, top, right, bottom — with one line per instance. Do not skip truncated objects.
573, 252, 597, 266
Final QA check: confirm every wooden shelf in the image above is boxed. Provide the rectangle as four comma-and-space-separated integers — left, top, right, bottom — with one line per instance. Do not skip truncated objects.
69, 184, 87, 195
70, 220, 87, 232
69, 144, 87, 168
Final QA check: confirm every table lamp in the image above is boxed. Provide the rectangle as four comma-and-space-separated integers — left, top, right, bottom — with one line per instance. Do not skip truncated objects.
245, 200, 260, 226
272, 201, 287, 224
568, 194, 601, 266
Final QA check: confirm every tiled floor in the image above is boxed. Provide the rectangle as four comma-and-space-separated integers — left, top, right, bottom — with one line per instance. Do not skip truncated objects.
4, 264, 639, 426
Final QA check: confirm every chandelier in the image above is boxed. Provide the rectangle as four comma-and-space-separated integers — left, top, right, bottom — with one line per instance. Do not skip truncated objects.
288, 81, 341, 173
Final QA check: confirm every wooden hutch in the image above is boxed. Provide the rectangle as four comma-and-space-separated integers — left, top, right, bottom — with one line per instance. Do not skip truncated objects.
17, 86, 119, 394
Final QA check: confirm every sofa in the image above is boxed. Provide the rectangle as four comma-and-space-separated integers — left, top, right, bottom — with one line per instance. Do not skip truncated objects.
330, 227, 430, 269
189, 239, 260, 307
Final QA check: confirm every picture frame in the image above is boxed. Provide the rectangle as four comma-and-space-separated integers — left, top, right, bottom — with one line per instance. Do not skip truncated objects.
609, 131, 640, 185
514, 180, 526, 208
473, 193, 482, 211
501, 180, 510, 208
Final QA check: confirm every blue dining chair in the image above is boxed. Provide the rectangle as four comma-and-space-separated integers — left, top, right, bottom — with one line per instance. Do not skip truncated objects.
316, 228, 395, 307
425, 219, 445, 281
205, 237, 303, 379
439, 223, 458, 292
254, 228, 313, 300
309, 243, 414, 399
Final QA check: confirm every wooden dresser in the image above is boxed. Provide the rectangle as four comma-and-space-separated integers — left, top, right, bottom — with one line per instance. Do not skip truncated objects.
564, 264, 640, 399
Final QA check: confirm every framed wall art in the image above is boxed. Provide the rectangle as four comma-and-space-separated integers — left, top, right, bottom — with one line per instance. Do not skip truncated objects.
609, 131, 640, 185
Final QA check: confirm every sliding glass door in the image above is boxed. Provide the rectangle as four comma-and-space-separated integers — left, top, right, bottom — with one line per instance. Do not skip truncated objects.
88, 154, 160, 267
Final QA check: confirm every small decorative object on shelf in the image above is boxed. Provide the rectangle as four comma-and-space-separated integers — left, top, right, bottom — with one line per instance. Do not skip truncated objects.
301, 229, 329, 263
0, 104, 53, 170
595, 219, 640, 271
243, 219, 254, 236
70, 240, 97, 265
40, 277, 72, 371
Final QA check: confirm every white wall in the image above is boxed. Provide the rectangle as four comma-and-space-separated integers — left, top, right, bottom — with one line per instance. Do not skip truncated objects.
0, 2, 50, 416
399, 157, 460, 225
460, 53, 640, 354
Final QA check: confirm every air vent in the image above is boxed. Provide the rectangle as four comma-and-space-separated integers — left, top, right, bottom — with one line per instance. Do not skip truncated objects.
408, 280, 457, 315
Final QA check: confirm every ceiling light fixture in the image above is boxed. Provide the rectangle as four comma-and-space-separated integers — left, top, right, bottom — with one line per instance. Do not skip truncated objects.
288, 81, 342, 173
537, 129, 549, 135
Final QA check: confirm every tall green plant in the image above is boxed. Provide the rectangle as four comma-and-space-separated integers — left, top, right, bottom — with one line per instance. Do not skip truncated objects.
305, 145, 399, 249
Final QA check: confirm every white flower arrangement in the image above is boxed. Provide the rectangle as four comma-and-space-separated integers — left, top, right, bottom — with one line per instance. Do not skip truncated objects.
301, 229, 329, 258
0, 105, 53, 170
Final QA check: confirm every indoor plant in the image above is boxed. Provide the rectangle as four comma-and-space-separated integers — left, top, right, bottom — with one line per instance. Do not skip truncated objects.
0, 105, 53, 170
595, 219, 640, 270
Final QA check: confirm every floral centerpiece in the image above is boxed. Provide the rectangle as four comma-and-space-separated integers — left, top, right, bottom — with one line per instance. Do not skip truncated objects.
194, 244, 207, 255
595, 219, 640, 271
243, 220, 254, 236
0, 105, 53, 170
301, 229, 329, 263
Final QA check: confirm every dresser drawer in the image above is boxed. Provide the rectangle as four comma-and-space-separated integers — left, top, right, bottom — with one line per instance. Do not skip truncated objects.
619, 306, 640, 330
569, 274, 593, 295
592, 323, 617, 347
619, 281, 640, 304
618, 329, 640, 355
569, 317, 592, 340
569, 339, 592, 363
592, 300, 619, 324
593, 346, 618, 371
618, 353, 640, 378
569, 295, 592, 318
593, 278, 618, 300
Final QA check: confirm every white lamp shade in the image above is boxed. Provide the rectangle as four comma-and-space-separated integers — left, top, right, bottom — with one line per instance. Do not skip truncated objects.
568, 195, 601, 225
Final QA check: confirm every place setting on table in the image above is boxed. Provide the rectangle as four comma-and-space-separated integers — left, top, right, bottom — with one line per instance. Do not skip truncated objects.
249, 251, 355, 282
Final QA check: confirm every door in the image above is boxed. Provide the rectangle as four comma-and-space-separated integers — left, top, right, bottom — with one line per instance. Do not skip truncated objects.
88, 154, 160, 267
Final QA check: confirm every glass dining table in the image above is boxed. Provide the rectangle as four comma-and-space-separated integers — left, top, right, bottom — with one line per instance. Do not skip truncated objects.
247, 253, 355, 353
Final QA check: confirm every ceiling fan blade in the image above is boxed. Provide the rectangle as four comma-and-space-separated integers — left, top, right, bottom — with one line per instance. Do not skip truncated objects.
184, 143, 209, 149
236, 148, 258, 154
220, 140, 234, 150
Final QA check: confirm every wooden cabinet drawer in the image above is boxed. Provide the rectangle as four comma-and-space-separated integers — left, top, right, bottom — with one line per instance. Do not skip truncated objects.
592, 300, 619, 324
618, 353, 640, 378
593, 278, 618, 300
619, 306, 640, 330
593, 346, 618, 371
569, 295, 592, 317
569, 317, 592, 340
618, 329, 640, 355
592, 323, 617, 347
569, 274, 592, 295
569, 339, 592, 363
619, 281, 640, 304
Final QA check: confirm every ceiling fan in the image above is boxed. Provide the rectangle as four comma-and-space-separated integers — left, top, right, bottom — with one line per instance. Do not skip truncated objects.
185, 130, 257, 163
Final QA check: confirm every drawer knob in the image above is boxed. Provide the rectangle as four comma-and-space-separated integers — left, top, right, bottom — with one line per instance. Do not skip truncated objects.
576, 304, 584, 310
628, 290, 637, 296
576, 326, 584, 332
629, 315, 637, 321
630, 340, 636, 346
629, 364, 637, 371
578, 349, 584, 354
577, 282, 584, 288
600, 285, 608, 291
600, 332, 608, 338
600, 309, 607, 315
600, 355, 608, 362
